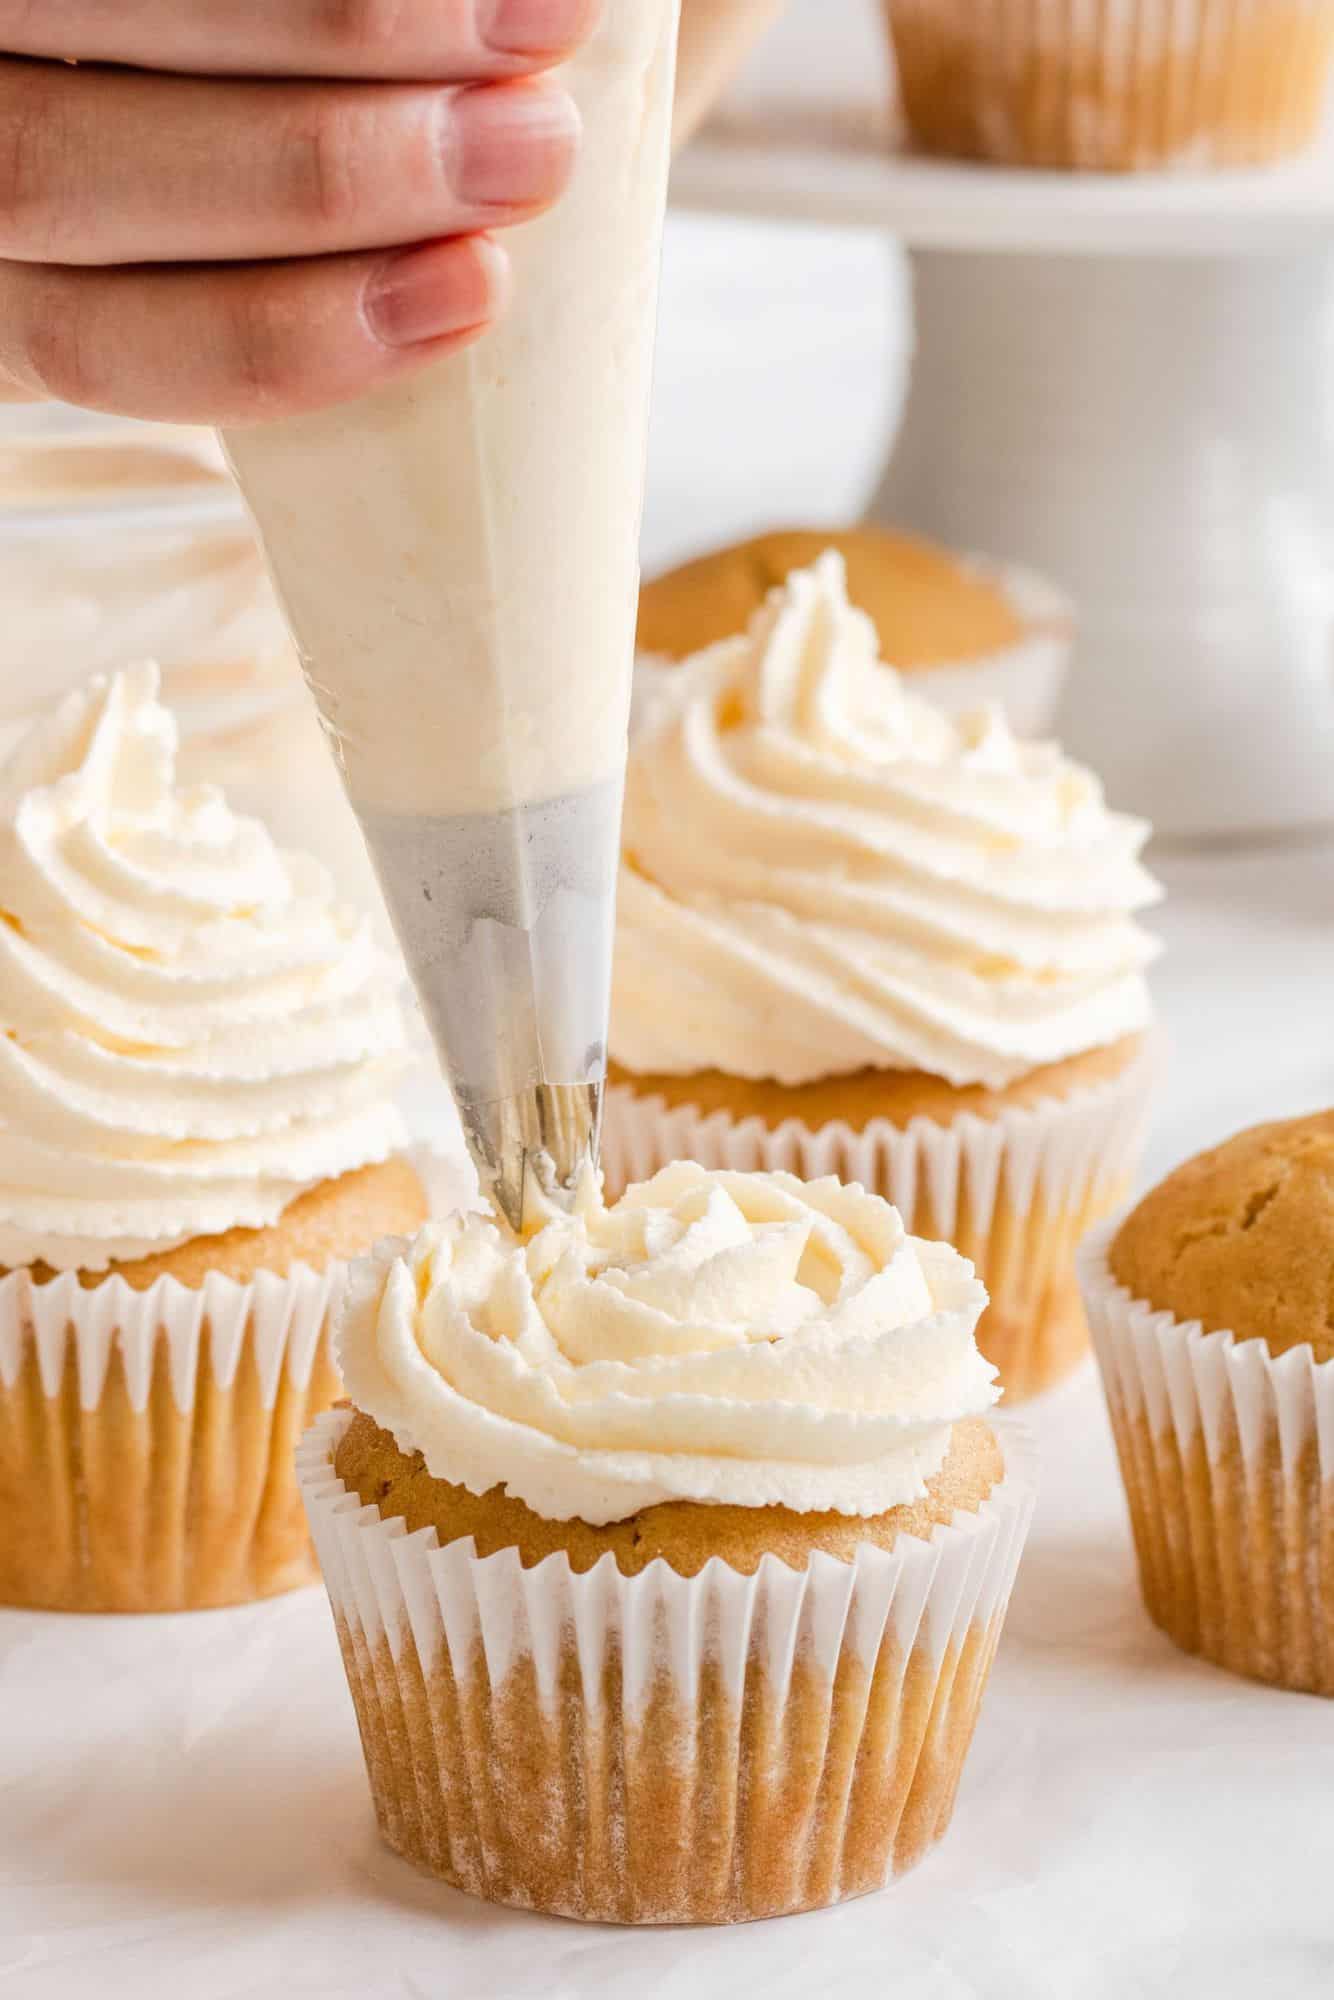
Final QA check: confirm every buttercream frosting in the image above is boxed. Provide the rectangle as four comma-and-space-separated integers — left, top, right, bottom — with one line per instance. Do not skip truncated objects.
0, 666, 409, 1271
335, 1159, 997, 1524
614, 552, 1159, 1089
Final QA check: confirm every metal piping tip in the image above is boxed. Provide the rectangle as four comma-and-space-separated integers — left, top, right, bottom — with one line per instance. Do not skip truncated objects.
457, 1079, 604, 1233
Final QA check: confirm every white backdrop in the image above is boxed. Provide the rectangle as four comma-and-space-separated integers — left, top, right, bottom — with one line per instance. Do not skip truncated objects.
643, 211, 903, 569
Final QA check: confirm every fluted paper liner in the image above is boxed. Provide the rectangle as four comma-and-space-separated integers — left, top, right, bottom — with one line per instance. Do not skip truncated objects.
0, 1146, 457, 1613
0, 1260, 342, 1612
1080, 1221, 1334, 1695
884, 0, 1334, 170
603, 1048, 1155, 1403
298, 1409, 1037, 1925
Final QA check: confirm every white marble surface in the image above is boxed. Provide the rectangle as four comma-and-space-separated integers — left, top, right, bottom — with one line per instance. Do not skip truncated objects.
3, 191, 1334, 1995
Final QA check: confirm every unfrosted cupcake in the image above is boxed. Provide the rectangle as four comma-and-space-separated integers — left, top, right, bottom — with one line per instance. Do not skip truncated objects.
298, 1161, 1036, 1924
883, 0, 1334, 170
606, 553, 1160, 1401
0, 665, 425, 1612
1080, 1113, 1334, 1695
638, 525, 1073, 737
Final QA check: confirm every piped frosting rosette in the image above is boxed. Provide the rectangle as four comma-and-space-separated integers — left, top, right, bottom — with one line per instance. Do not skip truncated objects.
336, 1161, 1000, 1522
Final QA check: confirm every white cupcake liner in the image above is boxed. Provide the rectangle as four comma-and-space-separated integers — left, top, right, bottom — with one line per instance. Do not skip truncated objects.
0, 1149, 450, 1613
0, 1259, 340, 1414
298, 1408, 1037, 1924
885, 0, 1334, 170
0, 1141, 460, 1414
1079, 1220, 1334, 1694
604, 1052, 1152, 1242
603, 1045, 1156, 1400
0, 1259, 344, 1613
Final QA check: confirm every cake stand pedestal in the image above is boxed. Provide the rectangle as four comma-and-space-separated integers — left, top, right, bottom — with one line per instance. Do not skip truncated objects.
671, 134, 1334, 838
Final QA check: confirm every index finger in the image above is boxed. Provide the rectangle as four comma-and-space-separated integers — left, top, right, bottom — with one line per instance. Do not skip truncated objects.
0, 0, 600, 80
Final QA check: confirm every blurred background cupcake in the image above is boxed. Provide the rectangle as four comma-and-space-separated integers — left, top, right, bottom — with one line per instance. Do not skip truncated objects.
0, 408, 391, 944
638, 524, 1073, 737
883, 0, 1334, 170
300, 1162, 1035, 1923
0, 667, 426, 1612
605, 552, 1160, 1401
1080, 1113, 1334, 1695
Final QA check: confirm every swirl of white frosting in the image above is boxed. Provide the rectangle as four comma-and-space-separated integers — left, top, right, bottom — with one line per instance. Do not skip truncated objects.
336, 1160, 997, 1524
0, 665, 409, 1271
614, 553, 1159, 1090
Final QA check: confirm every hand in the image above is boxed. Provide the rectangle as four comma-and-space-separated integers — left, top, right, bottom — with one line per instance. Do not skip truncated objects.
0, 0, 595, 423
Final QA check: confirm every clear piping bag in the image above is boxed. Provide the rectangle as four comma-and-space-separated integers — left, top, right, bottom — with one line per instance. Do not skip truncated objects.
222, 4, 680, 1228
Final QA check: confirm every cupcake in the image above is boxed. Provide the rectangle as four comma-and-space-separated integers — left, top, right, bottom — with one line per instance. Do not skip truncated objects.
883, 0, 1334, 170
0, 665, 426, 1612
298, 1161, 1037, 1923
1080, 1113, 1334, 1695
638, 525, 1073, 737
606, 553, 1160, 1402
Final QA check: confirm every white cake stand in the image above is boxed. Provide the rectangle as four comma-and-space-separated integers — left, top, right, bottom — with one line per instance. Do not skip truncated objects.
672, 128, 1334, 838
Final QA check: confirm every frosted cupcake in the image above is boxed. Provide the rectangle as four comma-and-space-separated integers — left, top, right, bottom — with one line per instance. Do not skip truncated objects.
1081, 1113, 1334, 1695
883, 0, 1334, 170
638, 525, 1073, 736
605, 553, 1160, 1401
0, 665, 425, 1612
298, 1162, 1036, 1924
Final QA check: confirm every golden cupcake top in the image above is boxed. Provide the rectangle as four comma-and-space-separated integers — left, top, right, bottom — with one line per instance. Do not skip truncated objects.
637, 523, 1048, 669
334, 1407, 1004, 1577
1110, 1111, 1334, 1362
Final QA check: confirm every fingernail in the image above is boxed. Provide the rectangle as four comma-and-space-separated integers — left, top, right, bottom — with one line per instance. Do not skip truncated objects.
365, 238, 510, 349
479, 0, 597, 57
447, 81, 581, 210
